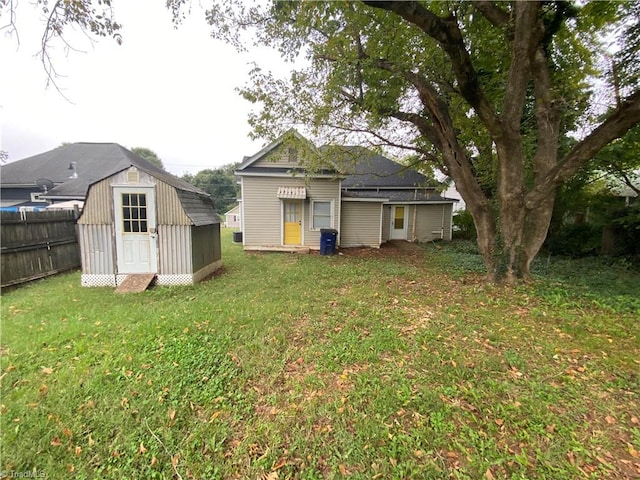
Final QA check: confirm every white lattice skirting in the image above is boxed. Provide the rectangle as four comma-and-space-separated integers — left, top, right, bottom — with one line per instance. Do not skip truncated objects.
81, 261, 223, 287
82, 274, 118, 287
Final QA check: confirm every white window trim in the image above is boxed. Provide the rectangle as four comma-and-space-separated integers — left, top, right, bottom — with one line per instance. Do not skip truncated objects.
310, 199, 334, 231
30, 192, 48, 203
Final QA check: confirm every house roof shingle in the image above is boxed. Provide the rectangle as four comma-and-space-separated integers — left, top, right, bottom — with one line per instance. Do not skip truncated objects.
2, 142, 203, 196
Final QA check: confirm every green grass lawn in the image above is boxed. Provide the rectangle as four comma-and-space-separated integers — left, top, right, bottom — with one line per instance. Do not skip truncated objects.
1, 230, 639, 479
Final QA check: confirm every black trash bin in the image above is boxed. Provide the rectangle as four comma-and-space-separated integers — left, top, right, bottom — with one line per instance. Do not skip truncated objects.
320, 228, 338, 255
232, 231, 243, 243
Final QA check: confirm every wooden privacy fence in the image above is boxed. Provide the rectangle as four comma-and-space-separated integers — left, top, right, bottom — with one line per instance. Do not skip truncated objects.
1, 210, 81, 287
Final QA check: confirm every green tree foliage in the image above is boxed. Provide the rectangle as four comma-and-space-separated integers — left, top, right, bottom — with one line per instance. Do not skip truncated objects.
181, 164, 239, 214
131, 147, 165, 171
9, 0, 640, 283
546, 125, 639, 258
200, 0, 640, 283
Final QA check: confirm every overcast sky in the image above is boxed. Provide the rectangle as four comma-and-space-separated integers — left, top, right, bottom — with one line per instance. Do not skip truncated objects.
1, 0, 290, 176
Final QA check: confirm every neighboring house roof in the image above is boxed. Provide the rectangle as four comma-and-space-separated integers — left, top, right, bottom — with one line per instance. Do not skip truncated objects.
3, 142, 220, 225
1, 142, 205, 198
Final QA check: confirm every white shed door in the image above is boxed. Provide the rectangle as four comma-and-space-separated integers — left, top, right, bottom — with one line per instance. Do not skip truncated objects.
390, 205, 408, 240
114, 187, 158, 274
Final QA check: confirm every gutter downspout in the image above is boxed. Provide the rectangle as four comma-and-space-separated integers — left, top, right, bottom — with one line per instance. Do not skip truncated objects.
411, 204, 417, 242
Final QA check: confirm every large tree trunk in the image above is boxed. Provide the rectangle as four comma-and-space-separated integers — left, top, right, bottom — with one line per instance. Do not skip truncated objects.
364, 0, 640, 284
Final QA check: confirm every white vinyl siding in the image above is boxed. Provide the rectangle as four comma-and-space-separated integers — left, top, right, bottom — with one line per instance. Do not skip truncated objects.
340, 201, 383, 248
383, 204, 453, 242
251, 145, 303, 168
241, 176, 340, 248
412, 204, 453, 241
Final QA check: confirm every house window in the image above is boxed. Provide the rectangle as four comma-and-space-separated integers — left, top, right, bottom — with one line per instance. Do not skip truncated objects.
30, 192, 48, 203
311, 200, 332, 229
288, 147, 298, 163
121, 193, 148, 233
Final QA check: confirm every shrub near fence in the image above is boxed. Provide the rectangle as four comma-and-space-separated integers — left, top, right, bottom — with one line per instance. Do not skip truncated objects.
1, 210, 81, 287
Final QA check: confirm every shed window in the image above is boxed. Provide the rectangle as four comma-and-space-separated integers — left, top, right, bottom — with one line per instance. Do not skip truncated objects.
121, 193, 148, 233
311, 200, 332, 229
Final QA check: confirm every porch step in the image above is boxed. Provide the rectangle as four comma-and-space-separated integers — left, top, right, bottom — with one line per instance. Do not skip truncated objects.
115, 274, 156, 293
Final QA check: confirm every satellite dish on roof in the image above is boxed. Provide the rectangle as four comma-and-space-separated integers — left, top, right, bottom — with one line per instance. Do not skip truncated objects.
36, 178, 54, 193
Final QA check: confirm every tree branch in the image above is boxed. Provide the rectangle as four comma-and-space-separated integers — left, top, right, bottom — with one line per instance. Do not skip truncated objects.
473, 1, 510, 28
362, 0, 501, 136
526, 90, 640, 208
502, 2, 541, 127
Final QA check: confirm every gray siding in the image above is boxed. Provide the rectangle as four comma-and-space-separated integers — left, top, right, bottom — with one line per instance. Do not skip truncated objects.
158, 225, 192, 274
78, 224, 115, 275
340, 201, 383, 248
78, 180, 113, 225
382, 206, 391, 241
241, 176, 340, 248
382, 204, 453, 242
252, 145, 302, 168
191, 223, 221, 271
413, 204, 453, 241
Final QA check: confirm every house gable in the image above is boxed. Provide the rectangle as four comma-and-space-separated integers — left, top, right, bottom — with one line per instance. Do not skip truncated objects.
238, 131, 457, 250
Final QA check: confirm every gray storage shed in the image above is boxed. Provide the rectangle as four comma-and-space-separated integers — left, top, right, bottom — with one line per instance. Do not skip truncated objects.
78, 160, 222, 287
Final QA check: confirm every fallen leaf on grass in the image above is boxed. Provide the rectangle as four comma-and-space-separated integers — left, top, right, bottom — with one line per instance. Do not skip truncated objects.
272, 458, 287, 470
50, 437, 62, 447
605, 415, 616, 425
628, 443, 639, 458
139, 443, 147, 454
485, 468, 494, 480
41, 367, 53, 375
339, 464, 347, 475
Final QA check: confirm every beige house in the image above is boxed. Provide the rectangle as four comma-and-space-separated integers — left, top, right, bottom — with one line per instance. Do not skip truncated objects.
236, 131, 457, 251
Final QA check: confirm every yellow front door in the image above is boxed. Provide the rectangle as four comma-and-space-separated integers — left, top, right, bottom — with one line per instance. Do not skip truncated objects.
283, 200, 302, 245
